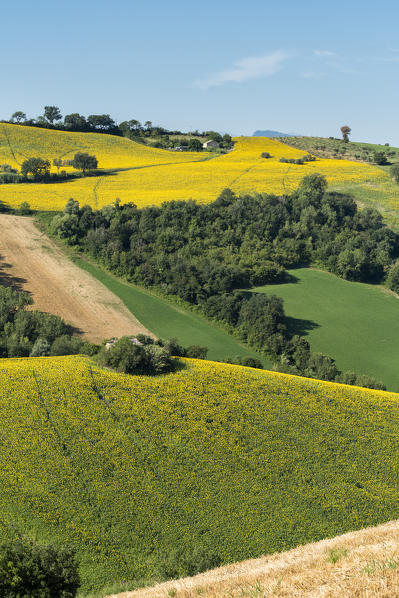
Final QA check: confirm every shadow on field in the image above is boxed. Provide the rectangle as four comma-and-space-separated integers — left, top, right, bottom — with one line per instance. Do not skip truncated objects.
285, 315, 319, 337
0, 255, 28, 293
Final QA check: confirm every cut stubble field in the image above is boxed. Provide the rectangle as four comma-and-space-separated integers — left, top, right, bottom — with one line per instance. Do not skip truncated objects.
0, 214, 151, 343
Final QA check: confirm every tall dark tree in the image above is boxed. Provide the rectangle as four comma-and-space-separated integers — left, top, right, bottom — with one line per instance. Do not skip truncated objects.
44, 105, 62, 124
340, 125, 351, 142
11, 111, 26, 123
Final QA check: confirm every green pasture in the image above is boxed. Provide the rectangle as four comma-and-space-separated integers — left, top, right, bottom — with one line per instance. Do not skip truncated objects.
255, 267, 399, 390
75, 258, 269, 367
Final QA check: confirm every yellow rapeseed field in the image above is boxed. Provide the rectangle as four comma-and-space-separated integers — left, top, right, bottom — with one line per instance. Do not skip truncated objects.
0, 124, 387, 210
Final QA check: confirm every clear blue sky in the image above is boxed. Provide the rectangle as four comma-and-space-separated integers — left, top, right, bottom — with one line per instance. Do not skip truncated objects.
2, 0, 399, 143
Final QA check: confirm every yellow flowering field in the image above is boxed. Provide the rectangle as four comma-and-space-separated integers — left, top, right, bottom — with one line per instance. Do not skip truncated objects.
1, 354, 399, 593
0, 125, 386, 210
0, 122, 201, 170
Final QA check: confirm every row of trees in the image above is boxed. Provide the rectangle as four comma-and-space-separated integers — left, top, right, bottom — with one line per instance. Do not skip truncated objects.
6, 108, 230, 145
15, 152, 98, 182
50, 174, 392, 388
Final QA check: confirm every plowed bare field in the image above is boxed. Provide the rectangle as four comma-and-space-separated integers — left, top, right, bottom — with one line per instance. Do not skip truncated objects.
0, 214, 150, 342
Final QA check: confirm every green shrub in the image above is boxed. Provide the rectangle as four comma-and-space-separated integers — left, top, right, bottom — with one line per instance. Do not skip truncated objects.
387, 260, 399, 294
19, 201, 32, 215
99, 336, 176, 375
50, 335, 83, 356
373, 151, 388, 165
30, 337, 51, 357
390, 163, 399, 183
0, 537, 80, 597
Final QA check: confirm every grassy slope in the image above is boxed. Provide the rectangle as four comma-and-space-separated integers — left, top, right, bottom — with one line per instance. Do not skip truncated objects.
2, 355, 399, 594
0, 125, 384, 210
75, 258, 268, 365
280, 136, 399, 228
255, 267, 399, 390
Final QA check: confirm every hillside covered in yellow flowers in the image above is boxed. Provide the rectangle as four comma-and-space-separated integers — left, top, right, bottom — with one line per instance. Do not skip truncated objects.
2, 354, 399, 594
0, 123, 386, 210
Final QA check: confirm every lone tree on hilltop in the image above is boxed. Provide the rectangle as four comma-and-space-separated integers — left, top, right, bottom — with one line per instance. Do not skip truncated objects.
21, 157, 50, 181
11, 111, 26, 123
72, 152, 98, 174
340, 125, 351, 142
44, 105, 62, 125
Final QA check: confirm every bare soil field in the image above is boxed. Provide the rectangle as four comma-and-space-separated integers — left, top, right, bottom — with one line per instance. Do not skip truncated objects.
0, 214, 151, 343
110, 520, 399, 598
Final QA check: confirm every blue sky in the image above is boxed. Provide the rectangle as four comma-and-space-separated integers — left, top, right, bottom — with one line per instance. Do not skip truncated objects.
2, 0, 399, 143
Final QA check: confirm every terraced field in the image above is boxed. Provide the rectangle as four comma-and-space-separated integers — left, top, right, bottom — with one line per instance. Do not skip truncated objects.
0, 124, 386, 210
2, 355, 399, 593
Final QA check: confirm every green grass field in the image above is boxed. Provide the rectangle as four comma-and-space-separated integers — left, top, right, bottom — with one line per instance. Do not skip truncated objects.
2, 355, 399, 595
255, 268, 399, 390
76, 258, 269, 367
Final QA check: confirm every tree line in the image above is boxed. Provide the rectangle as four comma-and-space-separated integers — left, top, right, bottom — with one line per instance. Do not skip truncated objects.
4, 107, 231, 149
49, 173, 396, 389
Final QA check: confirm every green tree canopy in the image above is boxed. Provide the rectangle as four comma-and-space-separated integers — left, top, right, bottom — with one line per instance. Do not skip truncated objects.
44, 105, 62, 124
11, 111, 26, 123
72, 152, 98, 173
0, 537, 80, 597
21, 157, 51, 180
64, 113, 87, 130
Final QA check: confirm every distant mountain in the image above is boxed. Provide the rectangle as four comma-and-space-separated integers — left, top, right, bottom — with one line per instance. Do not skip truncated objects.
253, 130, 293, 137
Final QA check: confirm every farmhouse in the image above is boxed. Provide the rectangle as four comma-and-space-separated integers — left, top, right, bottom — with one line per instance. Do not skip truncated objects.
202, 139, 219, 149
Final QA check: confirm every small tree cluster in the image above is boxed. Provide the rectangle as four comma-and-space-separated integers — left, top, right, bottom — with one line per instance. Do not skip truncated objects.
98, 335, 209, 375
21, 157, 50, 181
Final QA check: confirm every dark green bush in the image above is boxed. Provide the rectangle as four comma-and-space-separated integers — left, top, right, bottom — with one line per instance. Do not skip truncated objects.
0, 537, 80, 597
373, 151, 388, 165
99, 336, 175, 375
390, 163, 399, 183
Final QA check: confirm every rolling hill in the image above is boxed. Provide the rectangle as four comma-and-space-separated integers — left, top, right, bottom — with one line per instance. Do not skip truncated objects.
255, 267, 399, 391
0, 124, 385, 211
1, 355, 399, 594
252, 129, 293, 137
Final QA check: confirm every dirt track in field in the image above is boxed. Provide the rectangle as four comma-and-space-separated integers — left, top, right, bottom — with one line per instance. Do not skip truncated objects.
0, 214, 151, 343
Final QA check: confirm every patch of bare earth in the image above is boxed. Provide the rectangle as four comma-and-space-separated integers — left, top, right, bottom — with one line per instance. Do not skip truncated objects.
109, 520, 399, 598
0, 214, 151, 343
